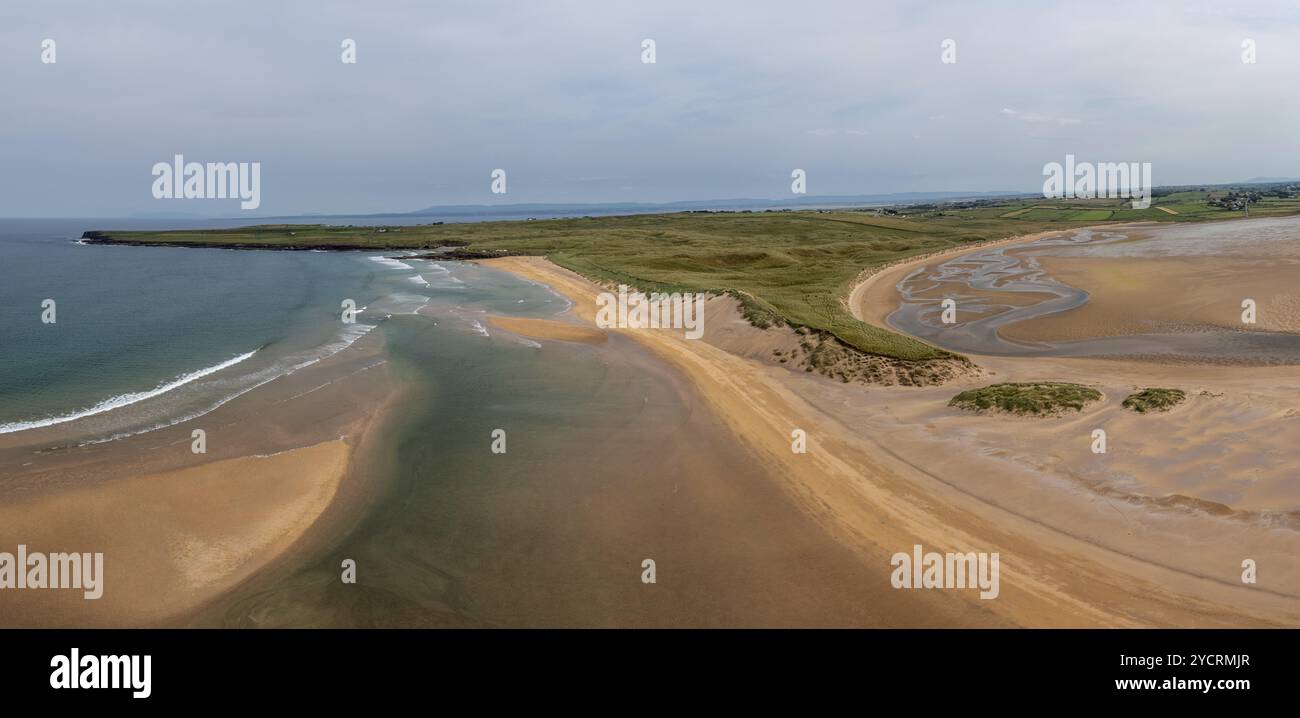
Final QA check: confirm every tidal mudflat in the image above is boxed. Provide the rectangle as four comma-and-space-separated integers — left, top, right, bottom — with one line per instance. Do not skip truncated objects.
842, 217, 1300, 624
886, 217, 1300, 364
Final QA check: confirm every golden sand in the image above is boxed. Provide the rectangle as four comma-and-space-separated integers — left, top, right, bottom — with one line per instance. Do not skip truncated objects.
488, 254, 1300, 626
0, 339, 394, 627
0, 440, 349, 626
6, 242, 1296, 627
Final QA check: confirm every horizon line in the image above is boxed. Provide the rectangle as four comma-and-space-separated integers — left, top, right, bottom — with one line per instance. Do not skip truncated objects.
4, 178, 1297, 221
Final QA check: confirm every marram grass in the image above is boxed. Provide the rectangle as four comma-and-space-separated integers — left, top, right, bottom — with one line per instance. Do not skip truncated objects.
949, 382, 1102, 416
1121, 388, 1186, 413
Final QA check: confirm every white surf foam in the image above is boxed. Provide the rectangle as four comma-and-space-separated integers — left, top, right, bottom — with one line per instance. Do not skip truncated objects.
0, 349, 260, 435
368, 255, 415, 271
413, 261, 466, 286
72, 323, 379, 445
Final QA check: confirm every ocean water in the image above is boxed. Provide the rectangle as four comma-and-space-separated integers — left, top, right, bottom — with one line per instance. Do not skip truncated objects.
0, 217, 698, 626
0, 218, 464, 443
1, 217, 802, 627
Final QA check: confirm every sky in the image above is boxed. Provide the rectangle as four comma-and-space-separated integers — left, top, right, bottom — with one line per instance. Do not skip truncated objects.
2, 0, 1299, 217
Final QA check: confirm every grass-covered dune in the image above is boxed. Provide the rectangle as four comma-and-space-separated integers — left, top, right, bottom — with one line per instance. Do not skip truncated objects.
949, 382, 1103, 416
1122, 388, 1187, 413
84, 190, 1300, 362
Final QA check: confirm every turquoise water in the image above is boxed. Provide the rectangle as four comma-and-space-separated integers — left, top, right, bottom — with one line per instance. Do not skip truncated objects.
0, 219, 457, 442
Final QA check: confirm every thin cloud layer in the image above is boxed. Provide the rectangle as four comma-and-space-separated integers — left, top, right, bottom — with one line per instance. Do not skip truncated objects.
1, 0, 1297, 216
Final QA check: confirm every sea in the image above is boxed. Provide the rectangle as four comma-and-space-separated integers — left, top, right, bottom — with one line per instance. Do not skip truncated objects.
0, 215, 562, 444
0, 215, 754, 626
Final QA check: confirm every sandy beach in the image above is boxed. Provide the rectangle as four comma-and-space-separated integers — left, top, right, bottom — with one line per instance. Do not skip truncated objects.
0, 334, 395, 626
485, 248, 1300, 626
6, 224, 1298, 628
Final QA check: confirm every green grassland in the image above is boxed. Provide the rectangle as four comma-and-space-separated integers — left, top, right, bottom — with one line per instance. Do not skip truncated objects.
88, 189, 1300, 362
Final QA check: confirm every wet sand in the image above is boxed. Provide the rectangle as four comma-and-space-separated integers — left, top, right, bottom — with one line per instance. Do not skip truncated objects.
835, 220, 1300, 623
4, 263, 973, 629
0, 334, 395, 626
486, 247, 1300, 626
7, 228, 1299, 627
181, 305, 956, 628
877, 219, 1300, 362
1002, 254, 1300, 342
0, 439, 349, 626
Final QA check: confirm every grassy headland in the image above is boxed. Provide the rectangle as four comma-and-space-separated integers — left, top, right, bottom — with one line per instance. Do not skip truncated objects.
84, 187, 1300, 363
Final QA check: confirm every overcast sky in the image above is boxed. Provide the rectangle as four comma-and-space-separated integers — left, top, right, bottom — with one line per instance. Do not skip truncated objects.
2, 0, 1299, 216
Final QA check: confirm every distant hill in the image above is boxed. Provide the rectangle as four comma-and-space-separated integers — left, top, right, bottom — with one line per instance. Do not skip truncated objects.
1240, 177, 1300, 184
396, 191, 1034, 219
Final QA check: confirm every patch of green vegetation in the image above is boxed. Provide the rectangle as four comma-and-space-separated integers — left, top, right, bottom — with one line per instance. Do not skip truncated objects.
949, 382, 1102, 416
1121, 387, 1187, 413
86, 186, 1300, 362
1021, 208, 1070, 220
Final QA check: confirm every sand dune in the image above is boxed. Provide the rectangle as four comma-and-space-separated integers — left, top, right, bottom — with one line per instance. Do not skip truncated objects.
488, 252, 1300, 626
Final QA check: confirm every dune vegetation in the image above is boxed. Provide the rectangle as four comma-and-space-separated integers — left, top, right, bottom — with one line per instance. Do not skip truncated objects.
1122, 388, 1187, 413
949, 382, 1104, 416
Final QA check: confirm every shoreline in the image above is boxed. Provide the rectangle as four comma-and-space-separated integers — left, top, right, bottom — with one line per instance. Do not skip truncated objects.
484, 255, 1300, 626
0, 330, 396, 626
8, 222, 1300, 626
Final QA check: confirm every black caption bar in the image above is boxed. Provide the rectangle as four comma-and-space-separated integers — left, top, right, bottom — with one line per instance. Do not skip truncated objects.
0, 628, 1290, 706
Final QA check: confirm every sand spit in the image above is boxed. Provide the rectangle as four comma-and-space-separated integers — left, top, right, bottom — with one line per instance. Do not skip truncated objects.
0, 336, 394, 626
486, 315, 608, 344
0, 440, 349, 626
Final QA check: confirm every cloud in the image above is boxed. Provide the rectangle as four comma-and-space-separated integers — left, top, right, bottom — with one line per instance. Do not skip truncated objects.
805, 128, 869, 137
1000, 108, 1082, 126
2, 0, 1299, 215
